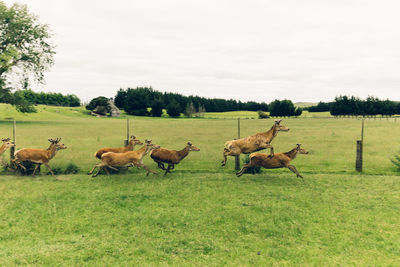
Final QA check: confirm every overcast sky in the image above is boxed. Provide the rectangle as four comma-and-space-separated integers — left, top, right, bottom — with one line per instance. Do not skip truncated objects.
4, 0, 400, 102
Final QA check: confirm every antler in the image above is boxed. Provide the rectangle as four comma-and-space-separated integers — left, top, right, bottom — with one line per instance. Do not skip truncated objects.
48, 138, 61, 144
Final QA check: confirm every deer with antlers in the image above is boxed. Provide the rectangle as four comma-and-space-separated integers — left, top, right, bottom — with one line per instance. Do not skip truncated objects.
236, 144, 309, 180
0, 138, 15, 156
12, 138, 67, 177
95, 135, 143, 159
150, 141, 200, 175
221, 119, 289, 166
89, 139, 160, 177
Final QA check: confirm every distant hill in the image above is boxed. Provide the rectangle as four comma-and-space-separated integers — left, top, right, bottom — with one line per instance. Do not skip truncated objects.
294, 102, 317, 108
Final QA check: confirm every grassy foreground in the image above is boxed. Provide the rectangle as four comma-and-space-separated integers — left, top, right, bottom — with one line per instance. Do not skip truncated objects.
0, 103, 400, 265
0, 173, 399, 265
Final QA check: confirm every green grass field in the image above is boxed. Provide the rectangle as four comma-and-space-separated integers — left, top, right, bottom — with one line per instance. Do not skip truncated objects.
0, 103, 399, 265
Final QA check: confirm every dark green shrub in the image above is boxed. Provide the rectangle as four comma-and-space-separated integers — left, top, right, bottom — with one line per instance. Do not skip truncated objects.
64, 162, 80, 174
242, 155, 261, 174
258, 111, 269, 119
151, 99, 164, 117
167, 101, 182, 117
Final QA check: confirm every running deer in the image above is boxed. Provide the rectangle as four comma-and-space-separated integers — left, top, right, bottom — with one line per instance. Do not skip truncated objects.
95, 135, 143, 159
13, 138, 67, 177
236, 144, 309, 180
89, 139, 160, 177
221, 119, 289, 166
0, 138, 15, 156
150, 141, 200, 175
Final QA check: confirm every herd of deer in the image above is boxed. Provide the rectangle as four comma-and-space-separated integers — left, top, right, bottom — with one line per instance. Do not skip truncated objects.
0, 119, 308, 180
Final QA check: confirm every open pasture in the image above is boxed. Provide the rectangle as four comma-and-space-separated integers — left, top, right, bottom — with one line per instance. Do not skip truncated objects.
0, 104, 399, 265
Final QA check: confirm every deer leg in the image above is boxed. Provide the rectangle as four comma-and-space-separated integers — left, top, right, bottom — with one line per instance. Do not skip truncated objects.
157, 161, 166, 170
137, 163, 157, 176
88, 164, 98, 175
236, 163, 252, 177
44, 163, 55, 178
222, 147, 241, 167
221, 149, 228, 166
14, 160, 27, 174
107, 166, 119, 171
32, 164, 41, 176
164, 164, 172, 176
103, 167, 111, 175
92, 164, 105, 177
259, 143, 274, 158
143, 164, 157, 176
287, 165, 304, 181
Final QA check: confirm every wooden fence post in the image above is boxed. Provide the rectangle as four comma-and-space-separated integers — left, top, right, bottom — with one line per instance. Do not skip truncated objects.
10, 120, 16, 167
355, 119, 364, 172
124, 118, 130, 146
235, 118, 240, 171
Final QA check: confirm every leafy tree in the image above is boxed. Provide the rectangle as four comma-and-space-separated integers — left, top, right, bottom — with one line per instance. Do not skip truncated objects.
150, 98, 163, 117
294, 107, 303, 117
114, 88, 127, 109
124, 88, 150, 116
184, 102, 196, 117
166, 100, 181, 117
0, 2, 55, 111
86, 96, 110, 115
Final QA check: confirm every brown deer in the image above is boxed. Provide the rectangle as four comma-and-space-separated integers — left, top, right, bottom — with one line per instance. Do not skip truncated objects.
221, 119, 289, 166
95, 135, 143, 159
236, 144, 309, 180
0, 138, 15, 156
150, 141, 200, 175
89, 139, 160, 177
13, 138, 67, 177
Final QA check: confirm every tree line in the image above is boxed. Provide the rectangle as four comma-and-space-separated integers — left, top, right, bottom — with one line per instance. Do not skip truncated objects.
0, 89, 81, 112
113, 87, 270, 117
107, 87, 303, 117
303, 96, 400, 116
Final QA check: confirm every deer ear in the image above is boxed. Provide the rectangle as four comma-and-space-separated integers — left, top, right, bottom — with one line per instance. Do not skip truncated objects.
187, 141, 192, 146
131, 135, 135, 139
297, 144, 301, 148
145, 139, 152, 144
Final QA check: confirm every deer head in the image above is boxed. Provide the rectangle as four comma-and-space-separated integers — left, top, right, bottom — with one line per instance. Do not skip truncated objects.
274, 119, 290, 132
1, 138, 14, 149
145, 139, 160, 153
130, 135, 143, 146
48, 138, 66, 150
55, 142, 67, 150
296, 144, 309, 154
187, 141, 200, 151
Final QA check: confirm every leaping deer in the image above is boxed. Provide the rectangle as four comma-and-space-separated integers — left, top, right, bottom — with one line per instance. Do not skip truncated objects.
89, 139, 160, 177
236, 144, 309, 180
150, 141, 200, 175
12, 138, 67, 177
221, 119, 289, 166
95, 135, 143, 159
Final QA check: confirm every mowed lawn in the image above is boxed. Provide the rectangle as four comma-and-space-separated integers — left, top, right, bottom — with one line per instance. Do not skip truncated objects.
0, 104, 399, 265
